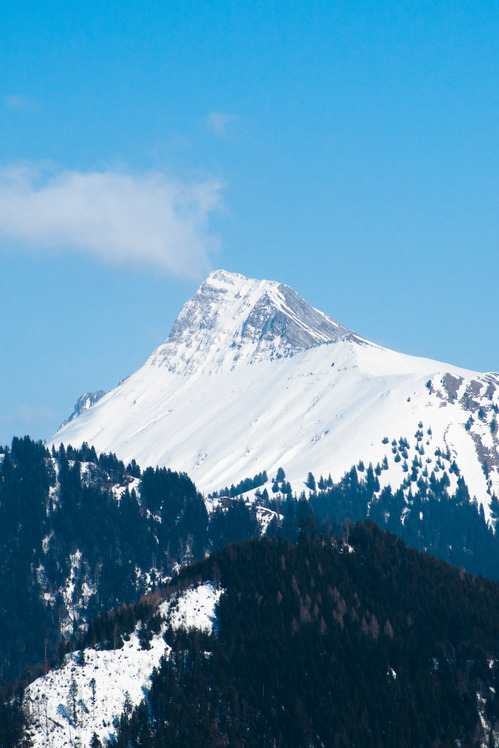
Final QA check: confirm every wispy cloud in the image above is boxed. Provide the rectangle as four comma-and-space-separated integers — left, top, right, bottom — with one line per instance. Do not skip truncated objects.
206, 111, 239, 138
0, 164, 224, 277
4, 94, 37, 110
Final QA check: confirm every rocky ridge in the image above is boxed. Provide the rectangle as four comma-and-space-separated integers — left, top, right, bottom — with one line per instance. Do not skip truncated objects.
50, 270, 499, 506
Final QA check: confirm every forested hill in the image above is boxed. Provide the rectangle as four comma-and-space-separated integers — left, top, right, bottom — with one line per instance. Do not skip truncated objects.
113, 525, 499, 747
0, 437, 259, 688
2, 433, 499, 694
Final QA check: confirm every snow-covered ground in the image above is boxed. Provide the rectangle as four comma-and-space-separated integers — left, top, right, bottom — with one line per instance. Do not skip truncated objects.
49, 270, 499, 509
24, 582, 223, 747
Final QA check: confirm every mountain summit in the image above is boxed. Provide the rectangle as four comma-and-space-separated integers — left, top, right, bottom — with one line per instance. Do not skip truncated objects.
147, 269, 360, 375
50, 270, 499, 506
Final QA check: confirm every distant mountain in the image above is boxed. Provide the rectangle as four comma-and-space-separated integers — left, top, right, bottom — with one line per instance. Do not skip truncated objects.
50, 269, 499, 512
59, 389, 106, 428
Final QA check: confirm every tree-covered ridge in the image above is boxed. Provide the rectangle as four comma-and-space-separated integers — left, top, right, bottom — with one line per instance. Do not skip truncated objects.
307, 461, 499, 579
2, 431, 499, 693
265, 431, 499, 580
208, 470, 268, 499
3, 430, 499, 745
112, 525, 499, 747
0, 437, 262, 688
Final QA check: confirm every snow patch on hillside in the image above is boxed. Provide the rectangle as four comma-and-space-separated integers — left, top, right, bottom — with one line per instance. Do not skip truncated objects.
24, 583, 222, 747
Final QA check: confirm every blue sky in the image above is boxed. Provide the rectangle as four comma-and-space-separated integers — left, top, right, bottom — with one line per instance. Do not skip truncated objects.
1, 0, 499, 444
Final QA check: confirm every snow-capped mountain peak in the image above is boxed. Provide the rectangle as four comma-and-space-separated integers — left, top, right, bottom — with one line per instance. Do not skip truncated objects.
50, 269, 499, 505
147, 269, 359, 375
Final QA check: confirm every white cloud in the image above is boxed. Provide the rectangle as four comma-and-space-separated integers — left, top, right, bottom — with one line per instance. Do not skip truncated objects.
206, 111, 238, 137
0, 164, 224, 277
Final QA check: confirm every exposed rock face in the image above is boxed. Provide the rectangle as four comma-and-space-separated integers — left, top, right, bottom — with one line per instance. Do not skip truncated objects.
148, 270, 360, 374
51, 270, 499, 506
60, 390, 106, 428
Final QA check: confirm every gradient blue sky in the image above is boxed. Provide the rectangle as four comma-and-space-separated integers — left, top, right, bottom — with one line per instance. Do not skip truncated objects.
2, 0, 499, 444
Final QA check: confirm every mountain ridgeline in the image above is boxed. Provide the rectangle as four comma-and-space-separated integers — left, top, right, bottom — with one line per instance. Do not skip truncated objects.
52, 527, 499, 747
1, 433, 499, 696
0, 437, 262, 689
110, 526, 499, 747
51, 269, 499, 512
3, 269, 499, 745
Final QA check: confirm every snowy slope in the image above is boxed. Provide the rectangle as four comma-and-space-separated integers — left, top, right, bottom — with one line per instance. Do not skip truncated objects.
50, 270, 499, 507
24, 583, 222, 748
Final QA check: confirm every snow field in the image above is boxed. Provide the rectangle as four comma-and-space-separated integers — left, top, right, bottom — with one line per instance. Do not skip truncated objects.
24, 583, 222, 747
49, 269, 499, 510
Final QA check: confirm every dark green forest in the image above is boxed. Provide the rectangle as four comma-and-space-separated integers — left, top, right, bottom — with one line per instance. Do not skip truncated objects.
111, 525, 499, 747
0, 437, 263, 689
2, 434, 499, 745
2, 435, 499, 690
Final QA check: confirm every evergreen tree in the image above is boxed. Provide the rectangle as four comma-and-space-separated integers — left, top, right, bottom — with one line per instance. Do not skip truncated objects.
305, 472, 316, 491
